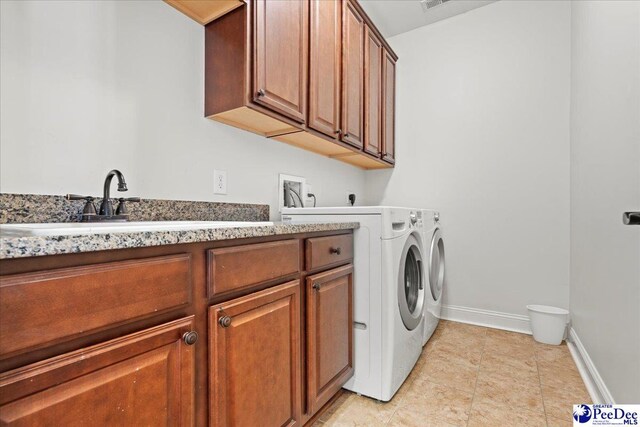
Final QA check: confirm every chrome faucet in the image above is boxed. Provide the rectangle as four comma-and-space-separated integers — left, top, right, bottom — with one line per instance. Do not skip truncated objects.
66, 169, 139, 222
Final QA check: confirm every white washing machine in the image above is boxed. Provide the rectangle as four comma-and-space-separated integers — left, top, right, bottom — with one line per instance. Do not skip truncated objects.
421, 210, 445, 345
282, 206, 426, 402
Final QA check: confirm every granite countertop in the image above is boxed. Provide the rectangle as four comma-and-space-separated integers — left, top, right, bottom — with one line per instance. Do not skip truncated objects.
0, 222, 359, 260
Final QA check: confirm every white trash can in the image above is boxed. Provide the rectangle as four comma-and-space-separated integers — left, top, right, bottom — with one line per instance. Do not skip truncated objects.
526, 305, 569, 345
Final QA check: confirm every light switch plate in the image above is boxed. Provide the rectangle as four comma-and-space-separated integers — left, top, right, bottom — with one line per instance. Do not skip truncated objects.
214, 170, 227, 195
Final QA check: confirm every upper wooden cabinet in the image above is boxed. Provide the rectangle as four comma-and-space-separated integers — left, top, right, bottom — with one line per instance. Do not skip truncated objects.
204, 5, 301, 138
381, 48, 397, 164
203, 0, 397, 169
341, 0, 365, 149
308, 0, 342, 139
253, 0, 308, 122
165, 0, 243, 25
364, 26, 383, 157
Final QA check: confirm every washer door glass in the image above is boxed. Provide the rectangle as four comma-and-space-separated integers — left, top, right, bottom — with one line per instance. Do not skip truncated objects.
398, 234, 425, 331
429, 229, 445, 301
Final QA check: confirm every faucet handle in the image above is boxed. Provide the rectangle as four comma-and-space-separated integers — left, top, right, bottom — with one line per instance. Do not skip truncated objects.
116, 197, 140, 215
66, 194, 93, 201
66, 194, 97, 219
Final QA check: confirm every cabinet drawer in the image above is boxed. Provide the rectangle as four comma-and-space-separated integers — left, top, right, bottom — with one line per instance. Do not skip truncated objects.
207, 240, 300, 297
0, 254, 192, 358
0, 316, 195, 425
305, 234, 353, 271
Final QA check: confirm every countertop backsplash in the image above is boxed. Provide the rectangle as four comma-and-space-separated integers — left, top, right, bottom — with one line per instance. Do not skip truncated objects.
0, 193, 270, 224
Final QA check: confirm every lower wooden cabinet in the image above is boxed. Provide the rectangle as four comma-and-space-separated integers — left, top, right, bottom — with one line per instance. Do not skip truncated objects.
209, 280, 302, 427
0, 316, 196, 426
0, 231, 355, 426
306, 265, 354, 414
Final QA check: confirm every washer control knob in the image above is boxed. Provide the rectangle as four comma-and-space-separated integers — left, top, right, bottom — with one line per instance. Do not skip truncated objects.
410, 212, 417, 225
434, 212, 440, 222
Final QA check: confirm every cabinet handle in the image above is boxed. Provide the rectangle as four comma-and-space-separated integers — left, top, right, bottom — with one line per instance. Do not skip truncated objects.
313, 283, 321, 291
329, 247, 342, 255
218, 315, 232, 328
182, 331, 198, 345
335, 129, 342, 135
257, 89, 265, 97
344, 133, 350, 138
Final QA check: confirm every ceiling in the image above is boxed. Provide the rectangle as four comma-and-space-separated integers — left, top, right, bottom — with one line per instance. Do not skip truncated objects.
359, 0, 498, 38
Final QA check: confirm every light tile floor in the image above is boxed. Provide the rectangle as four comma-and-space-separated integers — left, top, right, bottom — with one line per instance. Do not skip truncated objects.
316, 320, 591, 427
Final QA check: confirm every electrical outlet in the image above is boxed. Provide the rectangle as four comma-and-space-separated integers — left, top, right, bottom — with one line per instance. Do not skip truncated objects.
214, 170, 227, 195
347, 191, 356, 206
305, 184, 315, 206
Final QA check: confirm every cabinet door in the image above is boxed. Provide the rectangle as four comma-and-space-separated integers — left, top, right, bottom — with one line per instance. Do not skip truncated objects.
364, 26, 383, 157
306, 265, 354, 414
308, 0, 341, 139
381, 49, 396, 164
209, 280, 302, 427
253, 0, 308, 123
0, 317, 196, 426
341, 0, 364, 148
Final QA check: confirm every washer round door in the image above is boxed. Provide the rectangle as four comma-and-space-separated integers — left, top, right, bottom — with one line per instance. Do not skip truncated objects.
398, 233, 425, 331
429, 228, 445, 302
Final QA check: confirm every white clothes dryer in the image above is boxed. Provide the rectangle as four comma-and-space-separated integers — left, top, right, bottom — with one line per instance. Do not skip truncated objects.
421, 210, 445, 345
282, 206, 426, 401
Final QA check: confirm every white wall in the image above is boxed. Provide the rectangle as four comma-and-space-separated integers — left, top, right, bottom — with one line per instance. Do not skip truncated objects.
0, 0, 366, 220
570, 1, 640, 403
365, 0, 572, 319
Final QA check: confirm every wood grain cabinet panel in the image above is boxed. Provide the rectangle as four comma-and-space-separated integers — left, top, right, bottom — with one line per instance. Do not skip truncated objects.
364, 26, 383, 157
253, 0, 308, 123
0, 254, 191, 358
203, 0, 396, 169
207, 240, 300, 297
341, 0, 365, 149
209, 280, 302, 427
306, 265, 354, 414
381, 48, 397, 164
0, 316, 196, 426
305, 234, 354, 272
308, 0, 342, 139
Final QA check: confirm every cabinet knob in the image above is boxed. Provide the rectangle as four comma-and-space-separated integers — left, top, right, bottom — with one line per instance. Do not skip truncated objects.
329, 247, 342, 255
335, 129, 342, 135
257, 89, 265, 97
218, 315, 232, 328
313, 283, 321, 291
182, 331, 198, 345
344, 133, 350, 138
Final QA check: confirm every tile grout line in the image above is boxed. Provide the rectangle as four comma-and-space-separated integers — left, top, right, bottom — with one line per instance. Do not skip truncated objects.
534, 344, 550, 426
466, 329, 488, 427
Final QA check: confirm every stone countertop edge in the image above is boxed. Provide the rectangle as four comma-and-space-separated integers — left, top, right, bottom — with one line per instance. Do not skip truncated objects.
0, 222, 360, 260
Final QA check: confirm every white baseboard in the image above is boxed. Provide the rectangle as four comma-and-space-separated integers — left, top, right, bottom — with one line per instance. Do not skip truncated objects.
567, 327, 615, 404
440, 304, 532, 334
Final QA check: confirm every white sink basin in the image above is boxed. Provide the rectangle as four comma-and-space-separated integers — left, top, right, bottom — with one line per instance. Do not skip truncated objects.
0, 221, 275, 237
